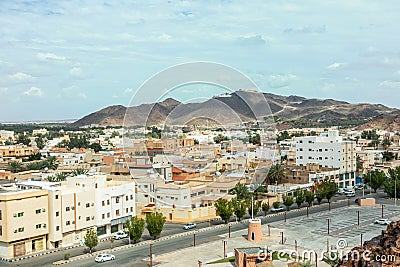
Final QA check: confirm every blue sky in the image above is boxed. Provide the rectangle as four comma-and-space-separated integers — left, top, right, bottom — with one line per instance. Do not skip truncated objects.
1, 1, 400, 122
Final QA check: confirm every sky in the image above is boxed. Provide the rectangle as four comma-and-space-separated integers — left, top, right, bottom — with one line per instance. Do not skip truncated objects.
1, 0, 400, 122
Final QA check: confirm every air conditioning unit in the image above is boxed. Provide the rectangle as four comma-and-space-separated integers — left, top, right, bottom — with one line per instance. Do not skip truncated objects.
13, 213, 17, 217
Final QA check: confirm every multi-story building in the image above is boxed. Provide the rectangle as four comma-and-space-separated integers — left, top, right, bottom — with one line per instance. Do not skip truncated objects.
0, 187, 49, 259
0, 130, 14, 140
16, 174, 135, 249
295, 130, 356, 188
0, 145, 36, 158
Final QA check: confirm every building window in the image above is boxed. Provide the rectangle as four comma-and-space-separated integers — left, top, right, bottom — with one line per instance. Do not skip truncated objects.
107, 199, 110, 205
55, 195, 59, 200
102, 214, 105, 219
56, 211, 59, 217
18, 212, 24, 217
102, 201, 105, 206
126, 196, 128, 201
0, 210, 2, 220
36, 224, 41, 229
56, 226, 60, 231
130, 207, 133, 212
86, 217, 90, 221
18, 227, 24, 232
126, 208, 129, 213
36, 209, 41, 214
107, 212, 110, 218
116, 197, 120, 204
116, 209, 120, 216
66, 207, 70, 212
86, 203, 90, 208
130, 195, 133, 200
66, 221, 70, 225
0, 225, 2, 236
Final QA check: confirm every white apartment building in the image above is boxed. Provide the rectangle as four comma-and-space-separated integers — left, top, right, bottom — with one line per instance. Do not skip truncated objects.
0, 130, 14, 140
16, 174, 135, 249
295, 130, 356, 188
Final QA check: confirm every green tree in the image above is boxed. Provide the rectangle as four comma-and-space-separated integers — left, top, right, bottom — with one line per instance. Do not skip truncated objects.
229, 183, 249, 200
213, 134, 228, 144
384, 167, 400, 198
125, 216, 145, 243
264, 164, 286, 185
47, 172, 68, 182
365, 170, 386, 193
89, 143, 102, 152
214, 198, 233, 224
304, 190, 315, 207
382, 138, 391, 151
35, 136, 45, 149
84, 228, 98, 254
246, 199, 261, 217
319, 180, 338, 203
28, 152, 42, 161
315, 183, 327, 204
8, 161, 24, 173
146, 212, 166, 239
272, 201, 281, 209
16, 134, 30, 146
71, 168, 89, 176
261, 202, 270, 216
282, 194, 294, 211
231, 198, 247, 222
295, 189, 305, 208
43, 156, 59, 170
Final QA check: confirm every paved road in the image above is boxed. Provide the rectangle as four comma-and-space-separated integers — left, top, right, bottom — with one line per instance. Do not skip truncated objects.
2, 189, 388, 267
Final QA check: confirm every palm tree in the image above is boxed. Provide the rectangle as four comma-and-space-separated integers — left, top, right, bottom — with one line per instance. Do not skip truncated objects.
8, 161, 24, 173
71, 168, 89, 176
264, 164, 286, 185
229, 183, 250, 200
43, 156, 59, 170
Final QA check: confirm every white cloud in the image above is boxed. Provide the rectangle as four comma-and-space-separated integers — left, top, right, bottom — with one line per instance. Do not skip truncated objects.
62, 86, 87, 99
69, 67, 84, 78
327, 63, 346, 70
37, 52, 66, 62
379, 80, 400, 89
8, 72, 34, 82
158, 33, 172, 41
23, 87, 43, 97
268, 74, 297, 88
124, 88, 134, 95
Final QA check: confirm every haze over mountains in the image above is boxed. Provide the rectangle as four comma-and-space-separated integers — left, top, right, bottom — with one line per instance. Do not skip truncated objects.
72, 90, 400, 130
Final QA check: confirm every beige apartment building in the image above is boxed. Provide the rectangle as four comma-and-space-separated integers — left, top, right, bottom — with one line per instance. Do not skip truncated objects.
0, 188, 49, 259
0, 145, 36, 158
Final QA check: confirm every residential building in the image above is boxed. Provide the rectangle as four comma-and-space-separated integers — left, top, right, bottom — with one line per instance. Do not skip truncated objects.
0, 187, 49, 259
0, 145, 36, 158
295, 130, 356, 188
0, 131, 14, 140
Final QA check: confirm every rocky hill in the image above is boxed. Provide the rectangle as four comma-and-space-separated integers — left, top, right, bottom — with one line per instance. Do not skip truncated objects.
340, 221, 400, 266
72, 90, 398, 128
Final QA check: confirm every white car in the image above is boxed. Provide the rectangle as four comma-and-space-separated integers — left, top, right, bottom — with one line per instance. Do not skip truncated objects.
270, 207, 284, 212
337, 188, 345, 195
374, 219, 392, 225
113, 231, 128, 240
95, 253, 116, 263
345, 191, 355, 197
183, 223, 197, 230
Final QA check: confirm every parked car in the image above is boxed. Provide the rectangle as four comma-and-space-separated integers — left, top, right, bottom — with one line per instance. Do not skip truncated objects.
355, 184, 364, 190
337, 188, 345, 195
95, 253, 116, 263
113, 231, 128, 240
270, 207, 284, 212
183, 223, 197, 230
345, 191, 355, 197
374, 219, 392, 225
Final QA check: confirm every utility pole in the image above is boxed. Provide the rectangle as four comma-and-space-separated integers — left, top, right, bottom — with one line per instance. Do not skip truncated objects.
150, 243, 153, 267
327, 219, 330, 235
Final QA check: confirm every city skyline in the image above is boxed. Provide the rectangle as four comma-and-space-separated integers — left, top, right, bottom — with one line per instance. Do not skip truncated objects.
1, 1, 400, 122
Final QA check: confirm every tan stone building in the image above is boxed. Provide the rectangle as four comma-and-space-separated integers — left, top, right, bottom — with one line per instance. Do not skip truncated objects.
0, 187, 48, 259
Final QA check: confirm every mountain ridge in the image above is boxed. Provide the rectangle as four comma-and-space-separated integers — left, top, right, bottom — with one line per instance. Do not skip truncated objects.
72, 91, 400, 130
